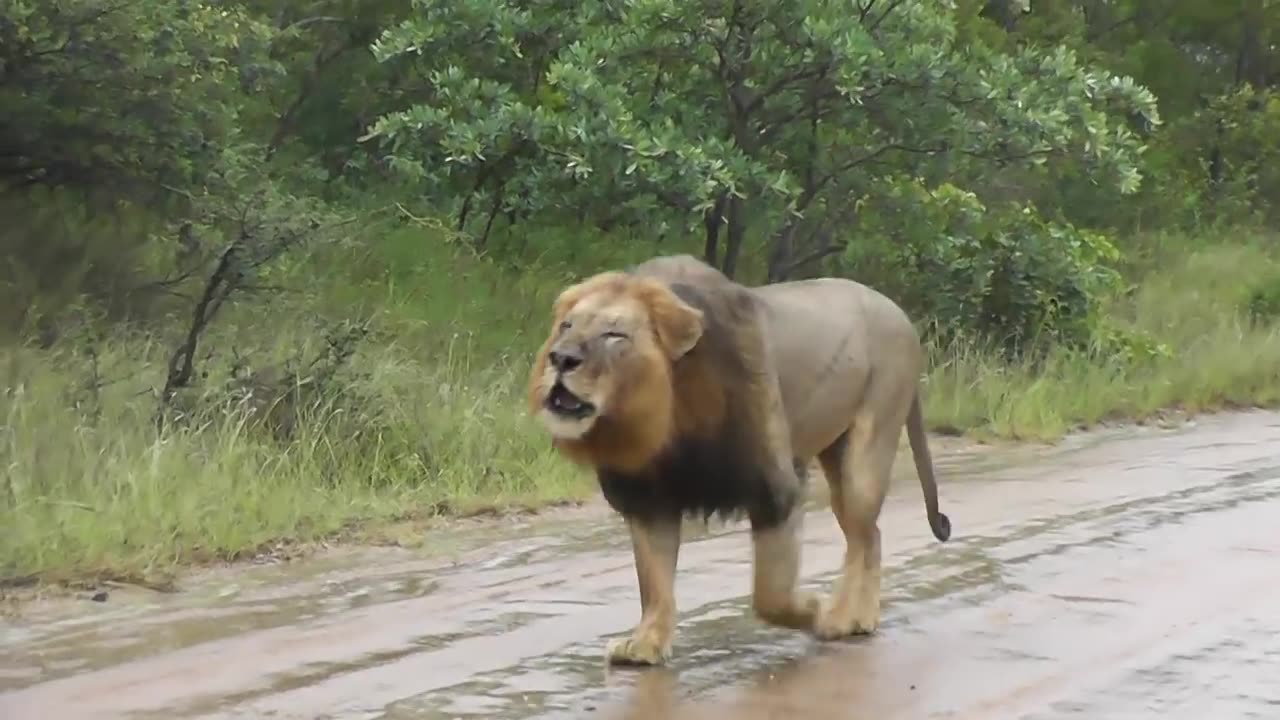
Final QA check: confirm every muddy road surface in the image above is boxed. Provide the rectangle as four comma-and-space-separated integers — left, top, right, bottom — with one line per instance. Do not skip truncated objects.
4, 410, 1280, 719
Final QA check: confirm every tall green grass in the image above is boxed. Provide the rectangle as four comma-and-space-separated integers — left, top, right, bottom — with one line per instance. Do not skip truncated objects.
923, 229, 1280, 439
3, 224, 1279, 585
0, 335, 587, 586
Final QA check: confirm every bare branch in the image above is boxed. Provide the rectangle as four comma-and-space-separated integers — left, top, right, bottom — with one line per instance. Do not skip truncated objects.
784, 241, 844, 275
858, 0, 878, 23
748, 69, 823, 113
867, 0, 908, 34
280, 16, 347, 33
160, 245, 238, 407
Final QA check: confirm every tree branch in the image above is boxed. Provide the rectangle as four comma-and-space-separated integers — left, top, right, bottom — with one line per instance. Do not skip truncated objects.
266, 42, 361, 157
867, 0, 908, 34
742, 65, 825, 116
858, 0, 878, 23
280, 16, 347, 33
784, 241, 844, 275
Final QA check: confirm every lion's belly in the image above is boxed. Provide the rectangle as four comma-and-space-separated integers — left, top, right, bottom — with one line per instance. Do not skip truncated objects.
779, 361, 869, 459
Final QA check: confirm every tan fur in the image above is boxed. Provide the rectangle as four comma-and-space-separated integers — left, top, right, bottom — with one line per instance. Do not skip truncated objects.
528, 254, 951, 665
605, 515, 681, 665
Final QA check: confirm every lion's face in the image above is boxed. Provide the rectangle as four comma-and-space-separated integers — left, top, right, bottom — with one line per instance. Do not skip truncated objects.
529, 272, 704, 443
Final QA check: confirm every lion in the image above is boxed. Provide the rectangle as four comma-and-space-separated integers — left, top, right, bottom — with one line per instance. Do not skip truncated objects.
527, 254, 951, 666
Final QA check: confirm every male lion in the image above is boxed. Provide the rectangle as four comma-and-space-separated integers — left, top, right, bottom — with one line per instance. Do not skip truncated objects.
527, 254, 951, 666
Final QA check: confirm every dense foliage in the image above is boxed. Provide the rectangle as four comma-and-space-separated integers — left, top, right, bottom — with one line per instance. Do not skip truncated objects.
0, 0, 1275, 400
7, 0, 1276, 352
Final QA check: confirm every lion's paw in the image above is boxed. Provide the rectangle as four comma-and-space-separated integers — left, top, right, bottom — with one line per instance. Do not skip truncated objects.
754, 591, 822, 630
813, 602, 879, 640
605, 634, 671, 667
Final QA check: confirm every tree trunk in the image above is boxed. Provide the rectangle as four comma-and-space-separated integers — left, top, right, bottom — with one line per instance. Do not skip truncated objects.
478, 181, 506, 251
768, 224, 840, 283
1210, 4, 1261, 188
766, 220, 798, 283
722, 195, 746, 279
702, 191, 727, 267
982, 0, 1022, 32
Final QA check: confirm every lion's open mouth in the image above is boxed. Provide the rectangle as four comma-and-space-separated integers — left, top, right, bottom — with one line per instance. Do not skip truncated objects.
546, 381, 595, 419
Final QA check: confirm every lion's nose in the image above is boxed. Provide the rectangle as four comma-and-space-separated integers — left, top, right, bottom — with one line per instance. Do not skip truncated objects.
549, 349, 583, 373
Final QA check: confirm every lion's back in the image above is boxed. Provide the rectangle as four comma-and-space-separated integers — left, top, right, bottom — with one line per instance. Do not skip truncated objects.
628, 254, 738, 296
753, 277, 918, 348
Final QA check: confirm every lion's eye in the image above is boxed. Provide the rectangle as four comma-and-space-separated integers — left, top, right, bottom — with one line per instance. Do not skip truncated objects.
603, 330, 629, 341
559, 320, 572, 332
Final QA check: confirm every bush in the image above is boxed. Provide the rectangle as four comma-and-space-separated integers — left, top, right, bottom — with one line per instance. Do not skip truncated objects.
844, 180, 1121, 356
0, 0, 275, 195
1245, 272, 1280, 325
1129, 87, 1280, 230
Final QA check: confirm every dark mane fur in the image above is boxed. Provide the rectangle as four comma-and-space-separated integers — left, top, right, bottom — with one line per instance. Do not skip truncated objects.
595, 260, 800, 530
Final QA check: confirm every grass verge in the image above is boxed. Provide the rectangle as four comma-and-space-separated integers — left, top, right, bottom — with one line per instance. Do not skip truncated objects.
924, 228, 1280, 439
3, 225, 1279, 587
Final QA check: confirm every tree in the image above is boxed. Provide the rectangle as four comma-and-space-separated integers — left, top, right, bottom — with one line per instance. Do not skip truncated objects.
367, 0, 1158, 280
0, 0, 275, 197
231, 0, 415, 181
975, 0, 1280, 228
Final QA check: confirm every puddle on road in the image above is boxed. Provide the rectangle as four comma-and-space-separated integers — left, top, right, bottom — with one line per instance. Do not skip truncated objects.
3, 410, 1280, 720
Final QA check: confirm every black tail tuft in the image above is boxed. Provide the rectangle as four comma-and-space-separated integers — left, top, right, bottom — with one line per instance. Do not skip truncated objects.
932, 511, 952, 542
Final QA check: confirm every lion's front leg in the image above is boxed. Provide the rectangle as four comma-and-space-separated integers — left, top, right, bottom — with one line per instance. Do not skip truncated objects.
607, 514, 682, 666
750, 502, 821, 631
747, 394, 820, 632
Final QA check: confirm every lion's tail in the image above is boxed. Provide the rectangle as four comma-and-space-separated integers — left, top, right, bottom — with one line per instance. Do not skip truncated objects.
906, 391, 952, 542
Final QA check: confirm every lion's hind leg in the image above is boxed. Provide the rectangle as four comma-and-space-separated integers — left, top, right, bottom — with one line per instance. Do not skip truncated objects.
814, 410, 901, 640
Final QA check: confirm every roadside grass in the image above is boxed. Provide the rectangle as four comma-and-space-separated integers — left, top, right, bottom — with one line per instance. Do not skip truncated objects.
923, 228, 1280, 439
0, 331, 589, 588
3, 223, 1278, 586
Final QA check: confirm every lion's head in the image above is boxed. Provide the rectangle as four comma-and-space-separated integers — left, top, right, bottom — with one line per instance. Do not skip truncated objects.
527, 270, 707, 471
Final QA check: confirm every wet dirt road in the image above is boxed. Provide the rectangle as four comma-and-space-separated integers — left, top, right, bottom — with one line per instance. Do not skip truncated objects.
3, 410, 1280, 719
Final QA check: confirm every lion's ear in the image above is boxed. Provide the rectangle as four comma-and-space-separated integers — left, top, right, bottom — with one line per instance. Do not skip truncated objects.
646, 285, 704, 361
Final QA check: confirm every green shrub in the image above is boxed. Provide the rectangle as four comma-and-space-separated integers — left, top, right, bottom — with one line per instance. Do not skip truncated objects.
1245, 272, 1280, 325
845, 180, 1121, 357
